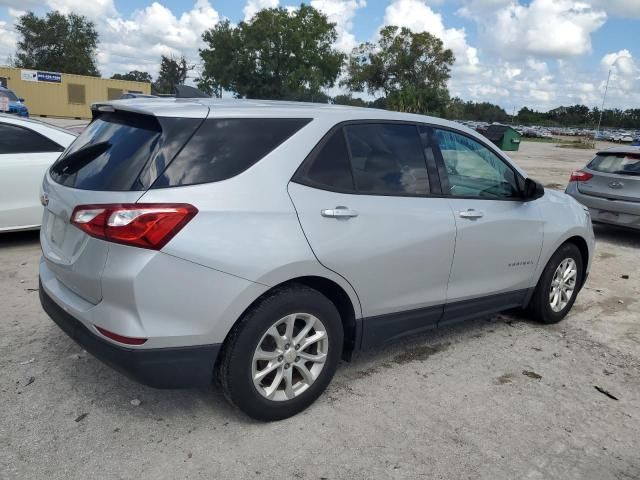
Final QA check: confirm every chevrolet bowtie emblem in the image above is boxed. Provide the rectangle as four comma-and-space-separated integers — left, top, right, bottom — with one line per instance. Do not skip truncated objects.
40, 192, 49, 206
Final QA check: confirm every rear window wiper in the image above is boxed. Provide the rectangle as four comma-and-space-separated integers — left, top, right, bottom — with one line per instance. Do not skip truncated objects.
612, 170, 640, 176
51, 141, 111, 177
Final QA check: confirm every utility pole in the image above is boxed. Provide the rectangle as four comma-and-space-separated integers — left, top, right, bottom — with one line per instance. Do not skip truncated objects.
596, 69, 611, 135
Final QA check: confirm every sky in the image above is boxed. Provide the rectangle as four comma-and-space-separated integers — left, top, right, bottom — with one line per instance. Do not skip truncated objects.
0, 0, 639, 112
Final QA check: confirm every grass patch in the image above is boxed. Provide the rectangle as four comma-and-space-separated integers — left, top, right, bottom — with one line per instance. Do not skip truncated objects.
521, 137, 559, 143
556, 139, 596, 149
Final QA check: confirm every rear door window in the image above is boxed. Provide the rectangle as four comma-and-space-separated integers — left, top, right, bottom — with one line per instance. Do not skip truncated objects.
588, 153, 640, 175
152, 118, 311, 188
0, 123, 64, 154
293, 129, 355, 192
344, 123, 429, 195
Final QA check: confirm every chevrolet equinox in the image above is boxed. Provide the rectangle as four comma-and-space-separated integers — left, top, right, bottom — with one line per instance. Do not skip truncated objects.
39, 99, 594, 420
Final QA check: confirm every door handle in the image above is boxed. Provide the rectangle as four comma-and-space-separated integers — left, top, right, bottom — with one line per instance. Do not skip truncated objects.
321, 206, 359, 219
459, 209, 484, 219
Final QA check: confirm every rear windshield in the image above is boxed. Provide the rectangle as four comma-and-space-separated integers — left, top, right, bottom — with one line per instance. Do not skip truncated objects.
588, 153, 640, 176
152, 118, 311, 188
0, 89, 18, 101
50, 114, 311, 191
50, 112, 201, 191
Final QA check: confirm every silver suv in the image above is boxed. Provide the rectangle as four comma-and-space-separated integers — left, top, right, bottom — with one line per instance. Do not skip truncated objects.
39, 99, 594, 420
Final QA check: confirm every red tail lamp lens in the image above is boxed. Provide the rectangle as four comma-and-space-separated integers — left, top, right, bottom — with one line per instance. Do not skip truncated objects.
569, 171, 593, 182
71, 203, 197, 250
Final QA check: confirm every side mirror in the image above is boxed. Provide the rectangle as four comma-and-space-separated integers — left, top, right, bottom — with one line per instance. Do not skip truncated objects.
523, 178, 545, 201
18, 98, 25, 103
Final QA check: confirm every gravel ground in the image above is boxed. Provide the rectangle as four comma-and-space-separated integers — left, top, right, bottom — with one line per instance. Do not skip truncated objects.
1, 140, 639, 480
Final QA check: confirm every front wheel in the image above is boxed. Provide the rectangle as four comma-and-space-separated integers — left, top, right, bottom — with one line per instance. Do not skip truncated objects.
218, 285, 343, 421
527, 243, 584, 324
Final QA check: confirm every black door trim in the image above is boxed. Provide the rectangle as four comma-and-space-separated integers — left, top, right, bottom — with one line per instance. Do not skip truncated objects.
358, 288, 531, 350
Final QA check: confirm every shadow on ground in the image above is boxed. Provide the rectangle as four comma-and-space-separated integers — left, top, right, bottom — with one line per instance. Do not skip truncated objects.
593, 224, 639, 248
0, 230, 40, 248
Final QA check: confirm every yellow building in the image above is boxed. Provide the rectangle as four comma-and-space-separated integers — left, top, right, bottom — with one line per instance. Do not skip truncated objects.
0, 66, 151, 119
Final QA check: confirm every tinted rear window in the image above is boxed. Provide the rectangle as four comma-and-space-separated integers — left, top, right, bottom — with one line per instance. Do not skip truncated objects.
152, 118, 311, 188
1, 89, 18, 101
588, 153, 640, 175
50, 112, 201, 191
296, 129, 355, 192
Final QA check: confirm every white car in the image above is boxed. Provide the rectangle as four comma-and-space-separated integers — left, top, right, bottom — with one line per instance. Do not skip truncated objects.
0, 114, 76, 232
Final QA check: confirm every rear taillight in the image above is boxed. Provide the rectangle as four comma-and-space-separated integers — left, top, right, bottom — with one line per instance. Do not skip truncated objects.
70, 203, 197, 250
569, 171, 593, 182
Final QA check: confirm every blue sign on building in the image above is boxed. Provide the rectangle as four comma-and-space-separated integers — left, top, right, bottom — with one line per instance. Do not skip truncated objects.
36, 71, 62, 83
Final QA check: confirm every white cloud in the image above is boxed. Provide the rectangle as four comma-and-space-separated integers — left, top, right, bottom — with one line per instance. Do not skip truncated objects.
97, 0, 220, 77
310, 0, 366, 53
588, 0, 640, 18
8, 7, 26, 18
383, 0, 479, 68
243, 0, 279, 22
460, 0, 606, 58
0, 19, 17, 64
601, 49, 640, 93
45, 0, 116, 19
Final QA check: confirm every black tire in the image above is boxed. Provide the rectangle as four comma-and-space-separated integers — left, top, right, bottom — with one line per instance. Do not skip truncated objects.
218, 285, 343, 421
527, 243, 583, 324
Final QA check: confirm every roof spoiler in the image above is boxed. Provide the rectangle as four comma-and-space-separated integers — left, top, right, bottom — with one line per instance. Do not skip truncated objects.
175, 85, 210, 98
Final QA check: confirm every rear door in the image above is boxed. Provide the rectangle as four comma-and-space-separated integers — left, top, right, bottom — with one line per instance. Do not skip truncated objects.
432, 127, 544, 323
289, 122, 456, 345
578, 151, 640, 203
0, 122, 65, 230
40, 108, 206, 304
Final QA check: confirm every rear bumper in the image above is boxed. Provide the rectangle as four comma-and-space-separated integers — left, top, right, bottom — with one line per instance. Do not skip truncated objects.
40, 280, 221, 388
565, 184, 640, 230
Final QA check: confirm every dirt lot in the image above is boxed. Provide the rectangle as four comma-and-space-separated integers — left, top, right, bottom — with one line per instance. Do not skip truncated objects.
1, 140, 639, 480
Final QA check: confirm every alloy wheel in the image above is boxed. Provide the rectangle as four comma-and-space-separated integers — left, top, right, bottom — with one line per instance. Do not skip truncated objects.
549, 258, 578, 312
251, 313, 328, 401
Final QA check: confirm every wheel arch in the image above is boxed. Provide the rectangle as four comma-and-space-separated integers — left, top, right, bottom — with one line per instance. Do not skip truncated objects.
563, 235, 590, 289
224, 275, 362, 362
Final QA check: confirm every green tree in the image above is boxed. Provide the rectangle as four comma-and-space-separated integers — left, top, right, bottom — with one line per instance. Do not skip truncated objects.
343, 26, 454, 115
153, 55, 191, 94
333, 94, 369, 107
199, 6, 344, 99
111, 70, 153, 83
13, 11, 100, 76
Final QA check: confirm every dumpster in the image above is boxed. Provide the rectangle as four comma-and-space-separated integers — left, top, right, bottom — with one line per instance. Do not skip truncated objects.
484, 124, 521, 151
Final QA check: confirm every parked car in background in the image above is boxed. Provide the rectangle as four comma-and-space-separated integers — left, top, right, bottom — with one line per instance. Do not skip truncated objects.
0, 114, 76, 232
39, 99, 594, 420
566, 146, 640, 230
0, 86, 29, 117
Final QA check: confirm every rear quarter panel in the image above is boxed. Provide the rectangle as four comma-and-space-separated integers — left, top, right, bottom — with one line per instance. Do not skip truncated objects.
137, 116, 362, 319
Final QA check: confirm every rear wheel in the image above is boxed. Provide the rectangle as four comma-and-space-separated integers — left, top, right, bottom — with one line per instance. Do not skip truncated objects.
527, 243, 583, 324
219, 285, 343, 421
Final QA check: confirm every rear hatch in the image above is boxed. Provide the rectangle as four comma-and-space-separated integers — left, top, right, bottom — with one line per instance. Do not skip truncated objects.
41, 103, 207, 304
578, 150, 640, 203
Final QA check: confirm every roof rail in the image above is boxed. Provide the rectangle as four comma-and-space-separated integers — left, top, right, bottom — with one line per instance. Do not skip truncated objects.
175, 85, 210, 99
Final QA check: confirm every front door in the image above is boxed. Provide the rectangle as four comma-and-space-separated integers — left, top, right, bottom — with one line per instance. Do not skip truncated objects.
432, 127, 544, 323
288, 122, 456, 346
